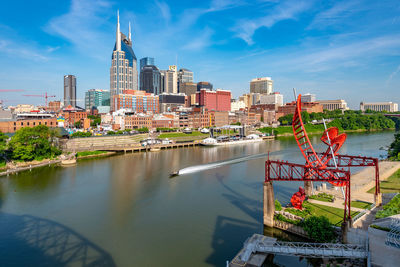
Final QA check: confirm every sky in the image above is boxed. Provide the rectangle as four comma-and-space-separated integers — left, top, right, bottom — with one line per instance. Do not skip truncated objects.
0, 0, 399, 109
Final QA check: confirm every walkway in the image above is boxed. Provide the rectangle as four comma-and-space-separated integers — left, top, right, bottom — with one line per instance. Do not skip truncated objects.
230, 234, 368, 267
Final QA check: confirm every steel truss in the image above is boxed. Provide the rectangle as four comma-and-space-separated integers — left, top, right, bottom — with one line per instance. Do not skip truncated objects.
265, 160, 352, 222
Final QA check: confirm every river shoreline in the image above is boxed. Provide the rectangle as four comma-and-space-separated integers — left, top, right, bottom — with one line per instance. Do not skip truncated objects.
273, 127, 395, 137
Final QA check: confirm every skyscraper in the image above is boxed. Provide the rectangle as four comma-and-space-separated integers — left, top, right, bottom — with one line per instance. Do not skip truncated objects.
140, 57, 155, 70
110, 11, 138, 111
197, 81, 213, 92
178, 68, 193, 93
140, 65, 161, 95
85, 89, 110, 110
164, 65, 178, 94
64, 75, 76, 107
250, 77, 273, 94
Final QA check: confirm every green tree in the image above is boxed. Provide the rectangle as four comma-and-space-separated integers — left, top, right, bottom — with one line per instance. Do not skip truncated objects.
302, 216, 336, 242
137, 127, 149, 133
74, 121, 82, 128
8, 125, 61, 161
388, 133, 400, 160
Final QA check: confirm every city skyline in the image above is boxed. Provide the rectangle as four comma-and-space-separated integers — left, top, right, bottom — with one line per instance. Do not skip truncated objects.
0, 0, 400, 108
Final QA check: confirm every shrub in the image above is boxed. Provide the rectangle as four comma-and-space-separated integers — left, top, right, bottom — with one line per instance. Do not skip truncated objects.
376, 194, 400, 219
302, 216, 336, 242
275, 199, 282, 211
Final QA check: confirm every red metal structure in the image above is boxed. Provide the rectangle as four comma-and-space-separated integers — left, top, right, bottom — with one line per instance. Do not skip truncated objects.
22, 92, 56, 107
265, 94, 381, 223
291, 187, 306, 209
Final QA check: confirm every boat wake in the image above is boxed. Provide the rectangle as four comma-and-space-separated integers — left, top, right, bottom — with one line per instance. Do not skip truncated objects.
177, 152, 271, 176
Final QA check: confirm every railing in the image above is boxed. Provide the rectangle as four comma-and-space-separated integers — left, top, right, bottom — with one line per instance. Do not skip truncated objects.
237, 234, 368, 262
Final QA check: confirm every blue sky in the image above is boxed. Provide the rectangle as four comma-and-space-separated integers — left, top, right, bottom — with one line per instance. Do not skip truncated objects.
0, 0, 399, 108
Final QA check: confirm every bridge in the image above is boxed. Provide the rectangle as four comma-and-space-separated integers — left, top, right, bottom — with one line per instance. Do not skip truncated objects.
229, 234, 368, 267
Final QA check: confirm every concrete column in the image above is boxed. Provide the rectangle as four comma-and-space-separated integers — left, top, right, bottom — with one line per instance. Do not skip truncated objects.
341, 220, 352, 243
304, 181, 313, 196
263, 181, 275, 227
374, 193, 382, 206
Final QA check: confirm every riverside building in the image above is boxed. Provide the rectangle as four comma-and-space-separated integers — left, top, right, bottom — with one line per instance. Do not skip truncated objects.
360, 102, 398, 112
110, 12, 138, 111
317, 100, 349, 111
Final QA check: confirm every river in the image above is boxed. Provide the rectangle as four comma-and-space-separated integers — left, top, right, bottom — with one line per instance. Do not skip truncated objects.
0, 131, 394, 266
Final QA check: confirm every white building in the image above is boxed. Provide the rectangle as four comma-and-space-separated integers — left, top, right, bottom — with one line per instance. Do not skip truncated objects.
318, 100, 349, 111
259, 93, 284, 106
360, 102, 398, 112
163, 65, 178, 94
231, 100, 246, 112
250, 77, 273, 94
301, 93, 316, 103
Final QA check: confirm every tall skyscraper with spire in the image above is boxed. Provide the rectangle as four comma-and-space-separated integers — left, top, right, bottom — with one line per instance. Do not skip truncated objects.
110, 11, 138, 111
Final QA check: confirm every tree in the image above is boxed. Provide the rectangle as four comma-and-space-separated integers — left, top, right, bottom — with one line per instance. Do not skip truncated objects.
388, 133, 400, 160
302, 216, 336, 242
74, 121, 82, 128
8, 125, 61, 161
137, 127, 149, 133
0, 131, 8, 162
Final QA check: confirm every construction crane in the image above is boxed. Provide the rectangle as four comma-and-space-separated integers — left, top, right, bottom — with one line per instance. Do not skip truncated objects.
22, 92, 56, 107
0, 89, 25, 92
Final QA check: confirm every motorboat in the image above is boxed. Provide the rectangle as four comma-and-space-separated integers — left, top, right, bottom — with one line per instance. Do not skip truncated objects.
170, 171, 180, 177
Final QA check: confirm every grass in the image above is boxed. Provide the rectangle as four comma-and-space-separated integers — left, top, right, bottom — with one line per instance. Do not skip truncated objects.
285, 201, 359, 226
350, 200, 372, 210
76, 151, 108, 158
158, 131, 208, 139
309, 193, 335, 202
0, 160, 5, 168
368, 168, 400, 193
376, 194, 400, 219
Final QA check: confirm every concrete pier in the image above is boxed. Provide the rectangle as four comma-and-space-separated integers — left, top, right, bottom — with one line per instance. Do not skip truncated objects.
263, 181, 275, 227
304, 181, 313, 196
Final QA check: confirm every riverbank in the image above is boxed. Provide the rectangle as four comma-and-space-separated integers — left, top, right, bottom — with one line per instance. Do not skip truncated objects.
258, 125, 395, 137
0, 159, 61, 177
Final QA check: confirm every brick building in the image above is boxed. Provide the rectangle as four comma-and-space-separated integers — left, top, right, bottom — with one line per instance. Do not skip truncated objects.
60, 106, 88, 127
124, 114, 153, 129
112, 90, 159, 113
0, 118, 57, 133
196, 89, 231, 112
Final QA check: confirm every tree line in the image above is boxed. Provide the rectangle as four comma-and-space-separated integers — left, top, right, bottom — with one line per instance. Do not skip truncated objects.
0, 126, 61, 163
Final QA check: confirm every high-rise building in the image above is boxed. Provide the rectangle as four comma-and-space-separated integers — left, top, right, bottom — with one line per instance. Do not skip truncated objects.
113, 90, 159, 113
85, 89, 110, 110
250, 77, 273, 94
110, 11, 138, 111
178, 68, 193, 92
179, 82, 197, 96
64, 75, 76, 107
140, 65, 161, 95
197, 81, 213, 92
140, 57, 155, 70
164, 65, 178, 94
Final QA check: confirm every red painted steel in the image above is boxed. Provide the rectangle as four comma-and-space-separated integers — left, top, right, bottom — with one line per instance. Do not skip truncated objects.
291, 187, 306, 209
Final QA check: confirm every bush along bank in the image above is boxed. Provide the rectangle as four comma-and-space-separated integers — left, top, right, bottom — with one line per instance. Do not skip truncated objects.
259, 111, 396, 136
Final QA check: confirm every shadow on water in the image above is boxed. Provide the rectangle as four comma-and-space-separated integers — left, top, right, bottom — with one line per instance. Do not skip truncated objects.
0, 212, 116, 267
205, 215, 259, 267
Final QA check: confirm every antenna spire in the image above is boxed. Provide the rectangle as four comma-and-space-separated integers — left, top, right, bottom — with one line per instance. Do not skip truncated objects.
116, 10, 121, 51
129, 21, 131, 41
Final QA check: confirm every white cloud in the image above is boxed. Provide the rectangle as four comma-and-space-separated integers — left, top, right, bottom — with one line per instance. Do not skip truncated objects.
45, 0, 113, 60
232, 0, 311, 45
0, 39, 49, 61
386, 64, 400, 84
182, 28, 214, 50
307, 0, 362, 30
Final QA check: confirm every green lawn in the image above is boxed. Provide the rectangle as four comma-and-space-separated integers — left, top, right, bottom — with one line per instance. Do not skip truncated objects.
309, 193, 335, 202
158, 131, 208, 139
368, 168, 400, 193
350, 201, 372, 209
376, 194, 400, 219
285, 201, 359, 226
76, 151, 108, 158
